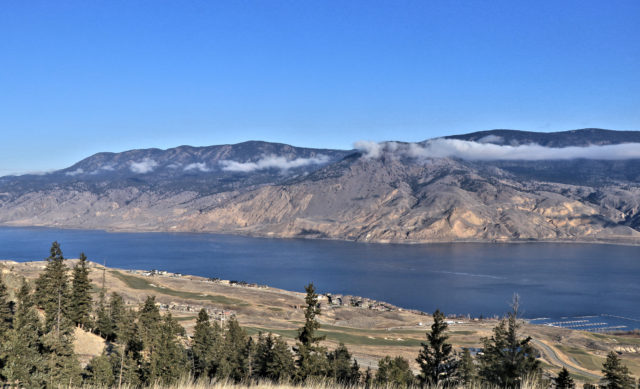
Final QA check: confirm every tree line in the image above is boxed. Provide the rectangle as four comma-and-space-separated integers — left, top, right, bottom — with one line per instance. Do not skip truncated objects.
0, 242, 636, 388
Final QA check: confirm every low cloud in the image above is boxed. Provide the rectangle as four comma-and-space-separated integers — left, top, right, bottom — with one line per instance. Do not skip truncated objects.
184, 162, 210, 172
129, 158, 158, 173
65, 168, 84, 176
220, 154, 331, 172
477, 135, 504, 144
355, 139, 640, 161
89, 164, 116, 175
353, 141, 384, 159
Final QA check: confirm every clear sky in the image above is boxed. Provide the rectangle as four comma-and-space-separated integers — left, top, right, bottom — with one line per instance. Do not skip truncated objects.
1, 1, 639, 174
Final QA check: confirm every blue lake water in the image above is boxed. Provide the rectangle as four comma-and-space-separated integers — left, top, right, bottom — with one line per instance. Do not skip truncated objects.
0, 226, 639, 329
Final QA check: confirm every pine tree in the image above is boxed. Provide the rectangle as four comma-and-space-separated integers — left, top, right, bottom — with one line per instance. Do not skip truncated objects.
35, 241, 72, 334
114, 307, 143, 388
148, 313, 189, 385
33, 242, 81, 386
192, 309, 227, 380
364, 367, 373, 389
42, 325, 82, 387
192, 309, 216, 379
70, 252, 93, 329
459, 348, 476, 385
375, 356, 415, 388
85, 353, 115, 387
0, 276, 13, 337
416, 309, 458, 386
601, 351, 635, 389
267, 335, 295, 382
109, 292, 126, 340
328, 343, 360, 385
0, 276, 14, 381
295, 283, 329, 381
1, 279, 45, 387
478, 295, 540, 387
95, 290, 115, 340
221, 316, 251, 383
555, 367, 576, 389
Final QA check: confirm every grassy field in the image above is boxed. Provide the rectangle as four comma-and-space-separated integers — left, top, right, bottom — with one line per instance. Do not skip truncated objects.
110, 271, 247, 306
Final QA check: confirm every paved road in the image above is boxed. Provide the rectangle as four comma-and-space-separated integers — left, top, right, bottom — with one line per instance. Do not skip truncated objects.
531, 339, 601, 380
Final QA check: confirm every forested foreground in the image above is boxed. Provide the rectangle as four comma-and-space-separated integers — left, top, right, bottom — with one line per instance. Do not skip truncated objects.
0, 242, 637, 389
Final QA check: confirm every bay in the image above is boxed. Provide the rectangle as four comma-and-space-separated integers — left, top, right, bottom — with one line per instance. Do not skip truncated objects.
0, 226, 638, 325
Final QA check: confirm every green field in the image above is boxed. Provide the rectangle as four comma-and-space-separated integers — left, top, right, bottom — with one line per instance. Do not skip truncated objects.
110, 271, 247, 306
246, 326, 424, 347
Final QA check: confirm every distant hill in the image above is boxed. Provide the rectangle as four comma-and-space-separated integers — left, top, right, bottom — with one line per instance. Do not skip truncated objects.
1, 129, 640, 244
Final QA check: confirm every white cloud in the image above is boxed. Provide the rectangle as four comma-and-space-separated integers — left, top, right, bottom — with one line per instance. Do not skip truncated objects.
355, 139, 640, 161
167, 163, 181, 169
129, 158, 158, 173
65, 168, 84, 176
220, 154, 331, 172
353, 140, 384, 159
477, 135, 504, 144
184, 162, 210, 172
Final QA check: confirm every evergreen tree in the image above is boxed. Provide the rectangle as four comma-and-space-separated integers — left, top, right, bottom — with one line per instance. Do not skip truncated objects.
416, 309, 458, 386
0, 276, 14, 381
2, 279, 45, 387
375, 356, 415, 388
94, 290, 115, 340
364, 367, 373, 389
192, 308, 216, 379
328, 343, 360, 385
85, 353, 115, 387
114, 307, 144, 388
70, 252, 93, 329
32, 242, 81, 386
459, 348, 477, 385
148, 313, 189, 385
42, 327, 82, 387
35, 241, 72, 334
0, 276, 13, 337
220, 316, 251, 383
478, 295, 540, 387
109, 292, 126, 340
555, 367, 576, 389
254, 333, 295, 382
295, 283, 329, 381
601, 351, 635, 389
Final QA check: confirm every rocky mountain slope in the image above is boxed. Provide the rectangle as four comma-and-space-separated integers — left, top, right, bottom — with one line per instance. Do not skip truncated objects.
1, 129, 640, 244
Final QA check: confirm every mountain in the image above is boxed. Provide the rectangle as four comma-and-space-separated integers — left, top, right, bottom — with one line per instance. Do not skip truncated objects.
1, 129, 640, 244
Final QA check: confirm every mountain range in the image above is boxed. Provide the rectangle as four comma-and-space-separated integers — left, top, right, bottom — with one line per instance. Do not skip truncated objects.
2, 128, 640, 244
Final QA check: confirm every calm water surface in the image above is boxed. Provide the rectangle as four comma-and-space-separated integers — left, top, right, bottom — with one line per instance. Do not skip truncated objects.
0, 227, 638, 323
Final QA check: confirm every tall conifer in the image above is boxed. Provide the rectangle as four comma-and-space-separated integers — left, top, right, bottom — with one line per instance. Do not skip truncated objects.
416, 309, 458, 386
70, 252, 93, 329
2, 279, 45, 387
295, 283, 329, 381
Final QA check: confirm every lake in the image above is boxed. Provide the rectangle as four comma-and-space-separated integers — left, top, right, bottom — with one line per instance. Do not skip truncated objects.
0, 226, 639, 329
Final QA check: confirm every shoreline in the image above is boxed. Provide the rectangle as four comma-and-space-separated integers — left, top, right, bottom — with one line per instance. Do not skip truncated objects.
2, 222, 640, 247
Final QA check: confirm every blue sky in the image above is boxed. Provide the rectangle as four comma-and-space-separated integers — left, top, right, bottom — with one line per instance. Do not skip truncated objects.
1, 1, 639, 174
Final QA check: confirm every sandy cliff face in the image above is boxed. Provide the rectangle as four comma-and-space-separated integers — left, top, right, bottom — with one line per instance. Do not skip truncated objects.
177, 156, 640, 243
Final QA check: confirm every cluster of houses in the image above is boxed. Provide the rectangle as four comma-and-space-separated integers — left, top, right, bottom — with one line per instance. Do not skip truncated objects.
154, 301, 235, 321
322, 293, 400, 312
129, 269, 184, 278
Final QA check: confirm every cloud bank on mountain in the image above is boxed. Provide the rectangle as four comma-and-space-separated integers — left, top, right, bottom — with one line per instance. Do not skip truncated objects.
129, 158, 158, 173
355, 139, 640, 161
219, 154, 330, 172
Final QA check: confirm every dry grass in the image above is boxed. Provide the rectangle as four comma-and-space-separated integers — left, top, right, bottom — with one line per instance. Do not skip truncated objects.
73, 376, 550, 389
